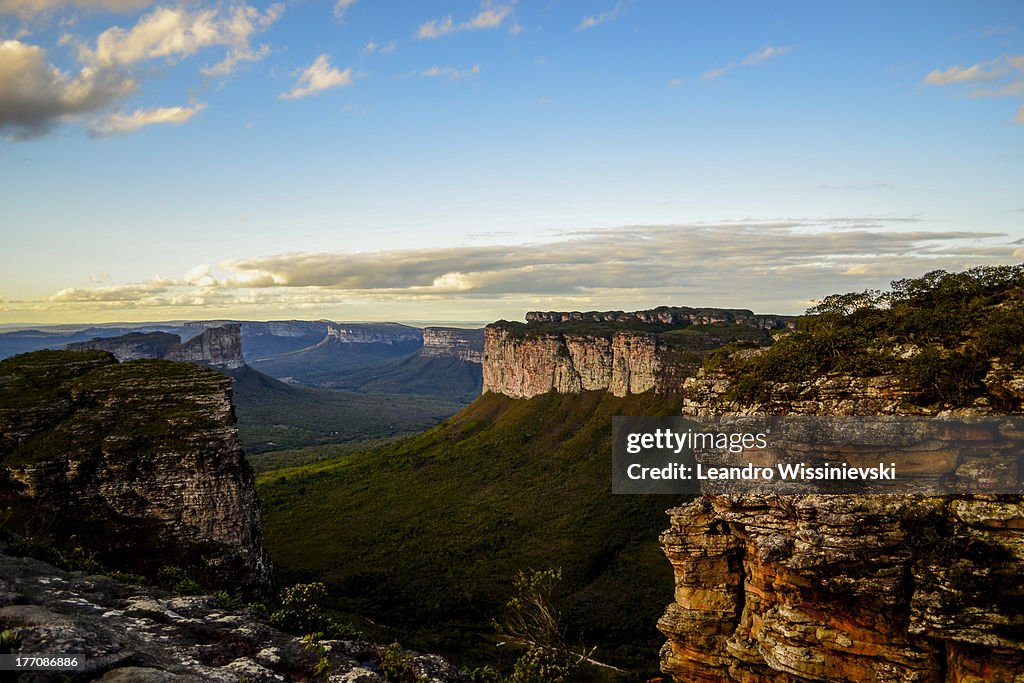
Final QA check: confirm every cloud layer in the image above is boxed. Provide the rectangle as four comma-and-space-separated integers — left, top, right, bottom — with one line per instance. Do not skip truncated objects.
24, 220, 1022, 317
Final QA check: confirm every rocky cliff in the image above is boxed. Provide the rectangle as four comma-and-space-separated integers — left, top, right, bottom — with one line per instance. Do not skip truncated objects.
481, 308, 784, 399
325, 323, 423, 345
165, 324, 245, 369
0, 550, 467, 682
64, 331, 181, 362
421, 327, 484, 363
657, 269, 1024, 682
67, 325, 245, 369
0, 350, 271, 598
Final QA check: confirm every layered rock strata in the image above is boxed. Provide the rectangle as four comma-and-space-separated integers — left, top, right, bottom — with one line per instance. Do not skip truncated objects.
482, 327, 693, 398
325, 323, 423, 345
0, 350, 271, 597
421, 327, 484, 363
659, 356, 1024, 681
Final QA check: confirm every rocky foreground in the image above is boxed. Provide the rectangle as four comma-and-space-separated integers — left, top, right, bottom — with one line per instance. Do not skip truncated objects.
0, 550, 467, 682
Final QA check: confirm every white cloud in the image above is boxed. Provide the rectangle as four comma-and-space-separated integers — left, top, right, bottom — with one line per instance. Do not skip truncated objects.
421, 64, 480, 80
1018, 105, 1024, 124
0, 39, 136, 139
417, 1, 515, 39
79, 3, 282, 70
576, 3, 622, 31
923, 55, 1024, 122
89, 102, 205, 136
0, 0, 155, 17
703, 45, 790, 81
742, 45, 790, 65
924, 63, 1002, 85
334, 0, 356, 22
280, 54, 353, 99
362, 39, 396, 56
667, 78, 683, 87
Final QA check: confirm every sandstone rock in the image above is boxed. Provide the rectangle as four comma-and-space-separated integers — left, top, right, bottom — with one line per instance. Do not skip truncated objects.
325, 323, 422, 345
421, 327, 484, 363
482, 327, 686, 398
67, 325, 245, 370
660, 356, 1024, 681
0, 552, 468, 683
67, 332, 181, 362
165, 324, 244, 369
0, 351, 270, 597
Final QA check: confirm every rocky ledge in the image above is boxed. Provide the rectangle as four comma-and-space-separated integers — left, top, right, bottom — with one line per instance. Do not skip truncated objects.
0, 551, 467, 683
0, 350, 270, 597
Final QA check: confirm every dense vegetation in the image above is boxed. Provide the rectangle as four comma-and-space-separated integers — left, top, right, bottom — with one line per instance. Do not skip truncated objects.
330, 353, 483, 400
256, 390, 684, 678
708, 265, 1024, 408
227, 365, 466, 453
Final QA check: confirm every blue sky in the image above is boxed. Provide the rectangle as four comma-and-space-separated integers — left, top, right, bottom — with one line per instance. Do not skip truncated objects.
1, 0, 1023, 323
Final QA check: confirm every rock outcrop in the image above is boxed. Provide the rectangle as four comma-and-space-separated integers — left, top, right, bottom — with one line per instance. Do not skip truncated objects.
421, 327, 484, 363
0, 550, 467, 682
67, 325, 245, 370
659, 357, 1024, 681
165, 324, 245, 369
483, 327, 685, 397
0, 350, 271, 598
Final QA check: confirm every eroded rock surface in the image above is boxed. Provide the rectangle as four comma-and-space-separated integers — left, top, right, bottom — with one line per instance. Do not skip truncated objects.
0, 350, 270, 597
0, 551, 467, 683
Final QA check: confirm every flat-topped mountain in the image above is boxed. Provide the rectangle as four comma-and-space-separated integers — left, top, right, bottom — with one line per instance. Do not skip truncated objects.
483, 307, 791, 399
0, 350, 271, 597
421, 326, 484, 363
67, 324, 244, 369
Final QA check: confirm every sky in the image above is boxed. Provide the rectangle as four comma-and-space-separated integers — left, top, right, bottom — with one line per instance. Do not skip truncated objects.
1, 0, 1023, 324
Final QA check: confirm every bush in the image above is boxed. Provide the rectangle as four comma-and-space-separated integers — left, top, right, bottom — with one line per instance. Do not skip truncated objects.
155, 566, 203, 594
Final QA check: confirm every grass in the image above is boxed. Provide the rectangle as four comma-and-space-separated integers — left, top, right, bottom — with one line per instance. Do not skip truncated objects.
256, 390, 686, 678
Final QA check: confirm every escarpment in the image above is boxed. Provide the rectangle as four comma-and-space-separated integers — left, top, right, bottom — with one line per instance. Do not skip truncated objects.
68, 324, 245, 369
421, 327, 484, 363
482, 308, 790, 398
658, 267, 1024, 682
0, 350, 271, 598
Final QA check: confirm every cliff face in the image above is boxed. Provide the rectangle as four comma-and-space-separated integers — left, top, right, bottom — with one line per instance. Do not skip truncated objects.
67, 324, 245, 369
421, 327, 484, 363
0, 350, 271, 598
482, 327, 676, 397
66, 331, 181, 362
659, 361, 1024, 682
326, 323, 423, 345
165, 323, 245, 369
